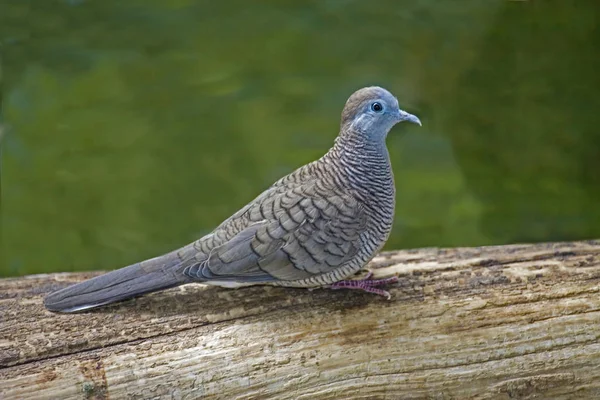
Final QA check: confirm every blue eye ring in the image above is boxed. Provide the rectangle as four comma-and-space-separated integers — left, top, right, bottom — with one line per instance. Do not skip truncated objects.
371, 102, 383, 112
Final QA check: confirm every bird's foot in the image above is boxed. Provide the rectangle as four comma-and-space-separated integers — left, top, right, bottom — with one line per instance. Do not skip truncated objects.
329, 272, 398, 300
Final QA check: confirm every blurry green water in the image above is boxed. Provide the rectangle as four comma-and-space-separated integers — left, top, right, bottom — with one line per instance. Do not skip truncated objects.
1, 0, 599, 277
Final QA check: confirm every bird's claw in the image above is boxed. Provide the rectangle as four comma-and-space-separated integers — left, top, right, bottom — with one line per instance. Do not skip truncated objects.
329, 272, 399, 299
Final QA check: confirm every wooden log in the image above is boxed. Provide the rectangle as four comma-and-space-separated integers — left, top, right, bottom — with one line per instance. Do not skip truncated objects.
1, 240, 600, 399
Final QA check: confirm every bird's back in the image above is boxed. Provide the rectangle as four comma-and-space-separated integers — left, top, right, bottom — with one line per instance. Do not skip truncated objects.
189, 155, 340, 259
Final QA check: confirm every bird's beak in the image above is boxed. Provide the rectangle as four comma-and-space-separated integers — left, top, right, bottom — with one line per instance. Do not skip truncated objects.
397, 109, 422, 126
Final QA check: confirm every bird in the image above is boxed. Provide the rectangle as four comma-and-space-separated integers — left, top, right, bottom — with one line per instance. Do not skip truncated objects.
44, 86, 421, 313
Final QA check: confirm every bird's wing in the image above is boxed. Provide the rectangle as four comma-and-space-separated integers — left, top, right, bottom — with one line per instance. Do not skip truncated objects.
184, 182, 367, 282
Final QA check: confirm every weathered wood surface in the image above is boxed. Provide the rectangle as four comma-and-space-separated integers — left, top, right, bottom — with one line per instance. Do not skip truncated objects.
1, 240, 600, 399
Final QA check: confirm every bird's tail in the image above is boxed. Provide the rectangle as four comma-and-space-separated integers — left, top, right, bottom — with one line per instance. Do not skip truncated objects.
44, 251, 191, 313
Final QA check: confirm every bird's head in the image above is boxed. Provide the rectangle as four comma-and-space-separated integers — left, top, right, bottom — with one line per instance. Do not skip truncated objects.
340, 86, 421, 140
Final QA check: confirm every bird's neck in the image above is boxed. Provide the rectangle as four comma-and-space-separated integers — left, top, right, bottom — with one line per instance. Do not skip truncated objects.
327, 129, 394, 190
331, 129, 389, 163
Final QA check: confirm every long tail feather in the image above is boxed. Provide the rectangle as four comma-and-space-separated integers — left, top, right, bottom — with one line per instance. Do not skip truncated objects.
44, 253, 191, 313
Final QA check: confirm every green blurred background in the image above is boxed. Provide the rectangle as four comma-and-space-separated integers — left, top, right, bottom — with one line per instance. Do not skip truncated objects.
1, 0, 599, 277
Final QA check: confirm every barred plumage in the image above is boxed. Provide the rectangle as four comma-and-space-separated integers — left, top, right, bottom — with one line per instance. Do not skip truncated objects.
45, 86, 421, 312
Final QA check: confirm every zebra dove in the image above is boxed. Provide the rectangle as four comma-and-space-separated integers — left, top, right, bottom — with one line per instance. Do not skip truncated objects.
44, 86, 421, 312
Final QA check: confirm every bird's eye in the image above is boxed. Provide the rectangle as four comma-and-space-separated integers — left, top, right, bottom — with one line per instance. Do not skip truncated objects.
371, 102, 383, 112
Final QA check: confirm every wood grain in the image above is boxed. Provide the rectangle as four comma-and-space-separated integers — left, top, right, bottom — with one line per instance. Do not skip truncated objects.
1, 240, 600, 399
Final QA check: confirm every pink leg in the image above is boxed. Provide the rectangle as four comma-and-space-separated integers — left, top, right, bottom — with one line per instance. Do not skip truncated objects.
329, 272, 399, 300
